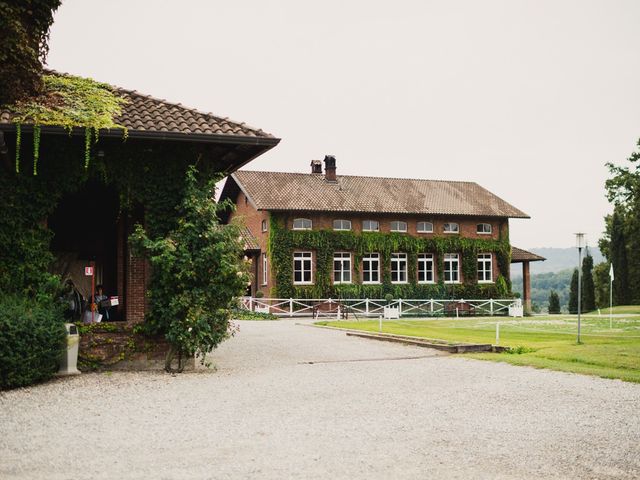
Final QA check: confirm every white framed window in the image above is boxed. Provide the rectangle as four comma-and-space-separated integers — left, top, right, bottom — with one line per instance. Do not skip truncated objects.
444, 253, 460, 283
293, 252, 313, 284
390, 221, 408, 232
417, 254, 435, 283
443, 222, 459, 234
362, 253, 380, 284
261, 219, 268, 232
333, 252, 352, 284
261, 253, 268, 285
477, 223, 492, 234
417, 221, 433, 233
293, 218, 312, 230
391, 253, 408, 283
362, 220, 379, 232
333, 219, 352, 231
477, 253, 493, 283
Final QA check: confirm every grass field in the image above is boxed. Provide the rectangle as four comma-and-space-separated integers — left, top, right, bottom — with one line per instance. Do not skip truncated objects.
320, 315, 640, 383
588, 305, 640, 315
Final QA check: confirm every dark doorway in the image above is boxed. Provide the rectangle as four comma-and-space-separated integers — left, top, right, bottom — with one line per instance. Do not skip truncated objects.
49, 180, 122, 321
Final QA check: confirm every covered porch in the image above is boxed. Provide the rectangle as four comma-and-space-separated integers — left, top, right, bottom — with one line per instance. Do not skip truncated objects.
511, 246, 546, 313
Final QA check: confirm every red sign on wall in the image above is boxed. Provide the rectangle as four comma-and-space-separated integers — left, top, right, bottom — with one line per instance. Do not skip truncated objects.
85, 266, 94, 276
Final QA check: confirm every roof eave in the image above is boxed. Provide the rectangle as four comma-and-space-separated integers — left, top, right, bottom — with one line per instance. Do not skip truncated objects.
262, 207, 530, 218
0, 123, 281, 148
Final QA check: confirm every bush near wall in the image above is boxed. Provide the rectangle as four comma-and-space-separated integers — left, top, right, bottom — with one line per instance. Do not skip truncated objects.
0, 295, 66, 390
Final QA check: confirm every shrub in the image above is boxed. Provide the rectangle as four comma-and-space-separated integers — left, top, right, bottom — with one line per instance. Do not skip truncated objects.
231, 309, 277, 320
0, 295, 66, 390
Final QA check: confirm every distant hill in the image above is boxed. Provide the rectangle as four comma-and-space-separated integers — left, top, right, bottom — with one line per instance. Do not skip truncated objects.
514, 247, 605, 275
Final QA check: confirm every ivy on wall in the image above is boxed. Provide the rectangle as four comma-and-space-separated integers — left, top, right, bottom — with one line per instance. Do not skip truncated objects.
268, 213, 512, 299
0, 131, 209, 299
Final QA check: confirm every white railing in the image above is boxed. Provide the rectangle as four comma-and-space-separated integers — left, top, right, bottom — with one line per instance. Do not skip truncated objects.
239, 297, 522, 319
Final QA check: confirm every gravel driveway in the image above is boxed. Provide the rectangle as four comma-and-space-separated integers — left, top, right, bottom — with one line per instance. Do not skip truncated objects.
1, 320, 639, 479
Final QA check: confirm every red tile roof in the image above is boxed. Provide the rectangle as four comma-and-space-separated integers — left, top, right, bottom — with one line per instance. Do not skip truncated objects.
511, 247, 546, 262
228, 170, 529, 218
0, 72, 277, 143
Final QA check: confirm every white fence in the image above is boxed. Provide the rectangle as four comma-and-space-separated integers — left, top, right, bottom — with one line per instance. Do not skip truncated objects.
240, 297, 523, 319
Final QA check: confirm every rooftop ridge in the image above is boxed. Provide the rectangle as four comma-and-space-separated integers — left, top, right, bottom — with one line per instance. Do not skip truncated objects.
236, 169, 479, 185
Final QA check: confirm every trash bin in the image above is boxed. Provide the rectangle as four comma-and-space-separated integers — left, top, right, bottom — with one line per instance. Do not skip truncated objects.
57, 323, 81, 376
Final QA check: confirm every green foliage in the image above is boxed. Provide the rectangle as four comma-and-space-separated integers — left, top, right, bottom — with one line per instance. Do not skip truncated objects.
8, 74, 128, 173
609, 208, 630, 305
593, 262, 610, 309
513, 268, 573, 312
0, 0, 61, 104
268, 213, 511, 299
0, 294, 66, 390
505, 345, 536, 355
603, 140, 640, 303
568, 269, 578, 314
130, 166, 248, 372
232, 309, 278, 320
581, 251, 595, 312
0, 135, 86, 296
548, 290, 560, 314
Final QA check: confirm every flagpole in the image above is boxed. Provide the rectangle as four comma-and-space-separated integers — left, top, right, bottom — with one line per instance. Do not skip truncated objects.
609, 264, 614, 329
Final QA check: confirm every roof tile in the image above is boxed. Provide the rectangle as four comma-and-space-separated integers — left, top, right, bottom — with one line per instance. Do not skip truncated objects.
0, 71, 276, 140
230, 171, 529, 218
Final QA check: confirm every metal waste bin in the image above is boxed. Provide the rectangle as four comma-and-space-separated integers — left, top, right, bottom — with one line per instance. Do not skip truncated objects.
57, 323, 81, 376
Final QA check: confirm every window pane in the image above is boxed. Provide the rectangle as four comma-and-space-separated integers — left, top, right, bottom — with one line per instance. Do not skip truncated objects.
293, 218, 312, 230
417, 222, 433, 233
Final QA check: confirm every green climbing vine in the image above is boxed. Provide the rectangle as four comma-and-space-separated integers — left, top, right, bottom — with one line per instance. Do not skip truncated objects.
268, 213, 512, 300
7, 73, 127, 174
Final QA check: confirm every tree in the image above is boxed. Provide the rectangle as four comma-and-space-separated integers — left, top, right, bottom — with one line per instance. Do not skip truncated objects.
604, 140, 640, 304
130, 166, 249, 372
548, 290, 560, 314
593, 262, 611, 309
609, 208, 630, 305
568, 268, 579, 314
0, 1, 62, 104
581, 250, 595, 312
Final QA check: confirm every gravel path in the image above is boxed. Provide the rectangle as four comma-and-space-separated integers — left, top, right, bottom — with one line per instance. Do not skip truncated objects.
1, 319, 639, 479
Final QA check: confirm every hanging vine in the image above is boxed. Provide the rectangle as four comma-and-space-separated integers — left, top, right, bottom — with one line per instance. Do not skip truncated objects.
268, 213, 512, 300
32, 125, 41, 175
14, 123, 21, 173
6, 73, 127, 173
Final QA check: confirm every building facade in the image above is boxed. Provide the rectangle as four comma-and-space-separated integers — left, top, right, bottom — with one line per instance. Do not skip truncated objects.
221, 156, 542, 307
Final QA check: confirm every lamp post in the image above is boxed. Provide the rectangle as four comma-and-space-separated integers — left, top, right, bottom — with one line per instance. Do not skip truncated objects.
575, 233, 586, 344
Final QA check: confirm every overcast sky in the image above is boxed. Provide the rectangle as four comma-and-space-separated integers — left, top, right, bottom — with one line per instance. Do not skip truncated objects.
47, 0, 640, 248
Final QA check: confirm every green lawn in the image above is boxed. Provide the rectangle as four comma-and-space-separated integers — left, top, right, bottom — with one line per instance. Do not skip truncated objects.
320, 316, 640, 383
588, 305, 640, 315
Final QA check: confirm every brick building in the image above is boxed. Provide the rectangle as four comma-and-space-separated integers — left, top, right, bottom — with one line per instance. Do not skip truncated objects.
220, 156, 544, 311
2, 75, 279, 325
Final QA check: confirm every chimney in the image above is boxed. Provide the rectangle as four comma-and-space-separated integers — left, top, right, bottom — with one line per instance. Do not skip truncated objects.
310, 160, 322, 174
324, 155, 337, 182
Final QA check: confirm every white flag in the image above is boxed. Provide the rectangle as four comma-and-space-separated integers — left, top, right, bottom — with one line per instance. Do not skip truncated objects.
610, 263, 614, 281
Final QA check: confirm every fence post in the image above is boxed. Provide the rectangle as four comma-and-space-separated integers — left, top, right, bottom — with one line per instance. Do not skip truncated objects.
490, 299, 494, 316
398, 298, 403, 317
430, 299, 434, 314
496, 322, 500, 345
365, 298, 369, 316
289, 298, 293, 317
337, 305, 341, 320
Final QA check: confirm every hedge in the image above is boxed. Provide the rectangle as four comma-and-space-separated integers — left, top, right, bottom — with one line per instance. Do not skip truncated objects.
0, 295, 66, 390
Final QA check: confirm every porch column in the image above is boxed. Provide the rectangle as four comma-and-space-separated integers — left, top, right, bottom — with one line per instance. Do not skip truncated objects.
522, 261, 531, 314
